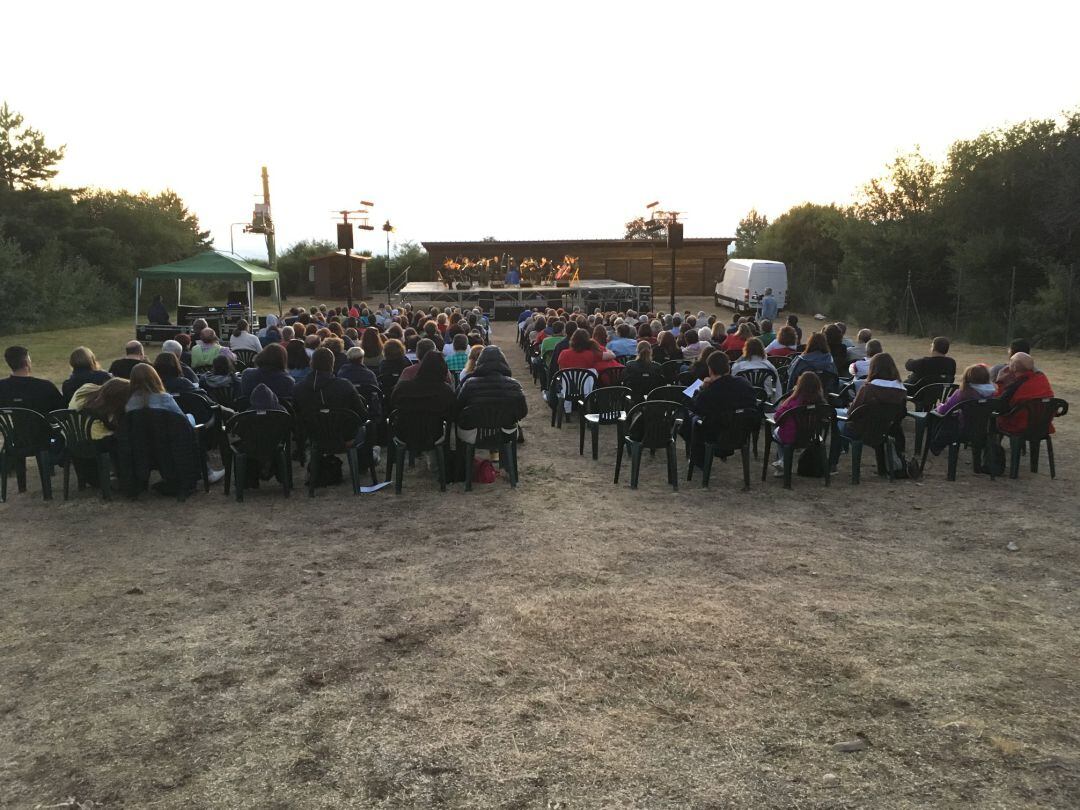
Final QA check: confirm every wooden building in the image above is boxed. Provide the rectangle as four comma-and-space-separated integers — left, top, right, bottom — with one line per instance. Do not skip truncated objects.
421, 238, 735, 297
309, 251, 368, 300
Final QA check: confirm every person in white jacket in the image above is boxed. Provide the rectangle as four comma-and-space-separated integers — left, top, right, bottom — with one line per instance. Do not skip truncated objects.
731, 338, 780, 402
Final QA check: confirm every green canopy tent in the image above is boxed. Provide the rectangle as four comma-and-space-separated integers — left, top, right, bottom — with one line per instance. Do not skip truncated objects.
134, 251, 281, 330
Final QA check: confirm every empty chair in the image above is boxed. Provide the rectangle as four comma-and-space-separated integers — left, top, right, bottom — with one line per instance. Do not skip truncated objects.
223, 409, 294, 501
0, 407, 56, 501
579, 386, 632, 460
547, 368, 597, 428
49, 408, 113, 500
614, 400, 683, 490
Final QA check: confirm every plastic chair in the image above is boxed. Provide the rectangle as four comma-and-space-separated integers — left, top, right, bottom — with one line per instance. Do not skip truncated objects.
646, 385, 689, 404
614, 354, 636, 366
203, 382, 238, 410
387, 410, 449, 494
908, 380, 958, 453
458, 403, 521, 490
761, 403, 832, 489
304, 408, 373, 496
830, 403, 908, 484
231, 349, 258, 370
614, 400, 683, 490
118, 408, 208, 501
597, 365, 625, 387
548, 368, 597, 428
996, 397, 1068, 479
660, 360, 688, 384
49, 409, 112, 500
578, 386, 632, 460
686, 407, 760, 490
223, 409, 294, 501
918, 397, 1002, 480
0, 407, 56, 501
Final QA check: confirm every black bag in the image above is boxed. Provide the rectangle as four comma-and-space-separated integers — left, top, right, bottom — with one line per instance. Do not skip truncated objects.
982, 441, 1006, 477
312, 454, 343, 487
797, 447, 824, 477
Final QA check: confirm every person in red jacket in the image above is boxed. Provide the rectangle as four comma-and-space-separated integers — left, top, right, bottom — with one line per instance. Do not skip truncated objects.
995, 352, 1054, 434
556, 328, 620, 373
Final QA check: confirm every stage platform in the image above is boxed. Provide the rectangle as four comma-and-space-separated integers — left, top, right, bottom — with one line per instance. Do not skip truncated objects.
398, 279, 651, 315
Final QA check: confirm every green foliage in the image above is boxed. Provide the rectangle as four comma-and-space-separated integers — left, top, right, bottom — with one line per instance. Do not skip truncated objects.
624, 216, 663, 240
275, 239, 336, 295
0, 103, 66, 190
365, 239, 431, 292
732, 209, 769, 257
755, 204, 846, 310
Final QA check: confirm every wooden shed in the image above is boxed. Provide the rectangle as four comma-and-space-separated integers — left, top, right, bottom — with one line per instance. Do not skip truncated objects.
309, 251, 368, 300
420, 238, 735, 297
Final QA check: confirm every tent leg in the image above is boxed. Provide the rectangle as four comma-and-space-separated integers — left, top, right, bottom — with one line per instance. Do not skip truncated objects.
134, 278, 140, 331
177, 278, 182, 310
249, 280, 255, 326
275, 277, 282, 316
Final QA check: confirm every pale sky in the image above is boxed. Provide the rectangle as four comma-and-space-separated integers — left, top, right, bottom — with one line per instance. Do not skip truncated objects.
3, 1, 1078, 260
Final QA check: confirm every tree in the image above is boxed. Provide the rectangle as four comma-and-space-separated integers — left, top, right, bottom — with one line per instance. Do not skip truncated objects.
624, 216, 663, 240
733, 209, 769, 256
275, 239, 336, 295
0, 102, 66, 190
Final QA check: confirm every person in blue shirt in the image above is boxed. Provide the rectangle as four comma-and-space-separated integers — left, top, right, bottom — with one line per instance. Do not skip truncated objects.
606, 323, 640, 357
758, 288, 779, 321
505, 264, 521, 285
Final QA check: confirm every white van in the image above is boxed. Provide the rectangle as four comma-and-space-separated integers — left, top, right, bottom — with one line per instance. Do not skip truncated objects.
714, 258, 788, 314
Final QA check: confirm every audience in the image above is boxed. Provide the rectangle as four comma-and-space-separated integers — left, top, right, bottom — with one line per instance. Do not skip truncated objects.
0, 345, 65, 415
109, 341, 147, 379
995, 352, 1054, 434
904, 336, 957, 388
240, 344, 295, 399
786, 333, 837, 392
62, 347, 111, 402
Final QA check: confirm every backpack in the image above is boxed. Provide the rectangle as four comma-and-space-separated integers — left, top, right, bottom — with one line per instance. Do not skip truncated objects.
797, 447, 824, 477
982, 441, 1006, 477
310, 454, 343, 487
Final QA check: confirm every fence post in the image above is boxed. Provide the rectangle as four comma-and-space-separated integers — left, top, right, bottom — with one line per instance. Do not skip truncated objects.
1066, 263, 1075, 351
954, 265, 961, 336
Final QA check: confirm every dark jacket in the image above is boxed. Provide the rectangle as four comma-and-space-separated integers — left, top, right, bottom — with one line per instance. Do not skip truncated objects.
294, 371, 368, 419
336, 361, 383, 417
147, 300, 171, 325
62, 369, 111, 403
904, 355, 956, 387
456, 348, 528, 425
0, 375, 66, 415
846, 380, 908, 440
163, 375, 199, 395
108, 357, 145, 379
623, 359, 663, 399
240, 366, 295, 400
391, 375, 456, 419
786, 351, 838, 393
690, 374, 759, 422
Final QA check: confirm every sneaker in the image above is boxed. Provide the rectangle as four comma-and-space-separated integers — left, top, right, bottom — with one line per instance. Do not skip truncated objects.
771, 459, 784, 469
208, 468, 226, 485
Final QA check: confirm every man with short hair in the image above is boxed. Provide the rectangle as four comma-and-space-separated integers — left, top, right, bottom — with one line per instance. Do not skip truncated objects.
904, 336, 957, 387
0, 346, 65, 414
758, 287, 779, 321
336, 346, 382, 417
108, 341, 147, 379
847, 328, 873, 362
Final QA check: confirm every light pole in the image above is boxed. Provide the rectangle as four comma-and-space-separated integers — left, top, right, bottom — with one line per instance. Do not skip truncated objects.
229, 222, 249, 255
383, 220, 394, 308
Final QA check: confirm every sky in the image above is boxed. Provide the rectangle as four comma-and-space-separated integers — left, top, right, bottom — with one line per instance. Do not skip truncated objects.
3, 1, 1078, 260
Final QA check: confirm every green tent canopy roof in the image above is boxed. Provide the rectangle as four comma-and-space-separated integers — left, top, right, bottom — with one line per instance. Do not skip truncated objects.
136, 251, 279, 282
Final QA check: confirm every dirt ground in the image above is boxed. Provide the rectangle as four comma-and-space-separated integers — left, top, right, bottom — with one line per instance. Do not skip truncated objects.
2, 300, 1079, 808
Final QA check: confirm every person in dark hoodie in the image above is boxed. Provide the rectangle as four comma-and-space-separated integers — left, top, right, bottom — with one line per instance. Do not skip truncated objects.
248, 382, 286, 412
336, 346, 383, 418
390, 349, 455, 420
455, 346, 528, 444
294, 347, 370, 447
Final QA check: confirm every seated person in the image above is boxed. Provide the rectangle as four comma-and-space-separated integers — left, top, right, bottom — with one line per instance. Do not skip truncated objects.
153, 352, 200, 395
849, 339, 882, 379
456, 346, 528, 444
606, 323, 639, 357
731, 338, 780, 402
829, 353, 907, 470
240, 343, 295, 400
770, 371, 827, 474
108, 341, 147, 379
765, 325, 799, 357
623, 340, 663, 400
161, 340, 200, 384
904, 336, 956, 388
685, 352, 758, 461
925, 364, 998, 456
758, 319, 776, 347
989, 338, 1032, 383
228, 319, 263, 353
721, 323, 753, 354
0, 345, 65, 415
445, 334, 471, 375
995, 352, 1054, 435
147, 295, 171, 325
556, 328, 620, 373
336, 346, 383, 417
200, 354, 242, 399
786, 333, 838, 393
62, 346, 111, 402
294, 348, 369, 427
847, 328, 872, 363
390, 350, 456, 424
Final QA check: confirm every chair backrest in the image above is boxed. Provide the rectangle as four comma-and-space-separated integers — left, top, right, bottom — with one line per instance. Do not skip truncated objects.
597, 365, 625, 387
304, 408, 363, 453
774, 403, 831, 449
626, 367, 662, 400
378, 370, 403, 399
551, 368, 597, 399
624, 400, 682, 449
388, 409, 447, 452
724, 349, 742, 363
49, 408, 104, 459
1003, 396, 1068, 440
814, 370, 840, 394
615, 354, 635, 366
226, 409, 293, 460
909, 380, 957, 412
583, 386, 632, 422
119, 408, 200, 491
698, 406, 761, 451
769, 355, 793, 370
232, 349, 258, 369
942, 396, 1003, 445
0, 407, 55, 455
660, 360, 687, 384
173, 391, 218, 427
736, 369, 779, 404
647, 385, 688, 404
203, 383, 236, 409
843, 402, 908, 448
458, 402, 521, 436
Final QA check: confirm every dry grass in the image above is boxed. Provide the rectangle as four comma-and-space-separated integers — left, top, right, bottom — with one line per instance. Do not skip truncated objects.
1, 298, 1079, 808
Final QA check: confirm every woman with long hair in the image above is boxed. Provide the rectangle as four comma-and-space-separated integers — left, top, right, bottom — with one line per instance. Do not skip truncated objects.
240, 343, 295, 399
766, 325, 800, 357
71, 377, 130, 440
623, 340, 664, 399
62, 346, 111, 402
731, 337, 780, 401
125, 363, 187, 418
153, 351, 199, 394
360, 328, 384, 368
828, 352, 908, 469
229, 319, 263, 353
785, 332, 838, 393
653, 330, 683, 364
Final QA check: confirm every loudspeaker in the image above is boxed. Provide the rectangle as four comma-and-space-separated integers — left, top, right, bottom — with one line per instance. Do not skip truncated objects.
478, 296, 494, 312
337, 223, 354, 250
667, 222, 684, 249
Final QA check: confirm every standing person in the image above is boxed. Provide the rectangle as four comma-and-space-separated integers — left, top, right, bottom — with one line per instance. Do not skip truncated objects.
108, 341, 147, 379
0, 346, 65, 414
62, 347, 112, 402
904, 336, 957, 387
758, 287, 779, 321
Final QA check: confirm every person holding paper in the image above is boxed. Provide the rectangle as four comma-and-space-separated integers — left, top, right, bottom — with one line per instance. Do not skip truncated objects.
682, 352, 758, 454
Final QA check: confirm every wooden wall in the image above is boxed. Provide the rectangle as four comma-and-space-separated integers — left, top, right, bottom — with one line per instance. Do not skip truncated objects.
313, 255, 367, 300
423, 240, 733, 296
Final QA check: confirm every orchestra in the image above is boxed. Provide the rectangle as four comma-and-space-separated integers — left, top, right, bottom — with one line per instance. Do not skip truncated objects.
437, 254, 580, 288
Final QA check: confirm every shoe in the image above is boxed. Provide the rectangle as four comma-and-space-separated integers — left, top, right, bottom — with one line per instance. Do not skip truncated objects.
771, 459, 784, 469
773, 468, 786, 478
208, 468, 226, 485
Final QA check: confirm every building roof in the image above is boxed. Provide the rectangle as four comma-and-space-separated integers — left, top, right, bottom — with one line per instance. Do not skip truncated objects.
422, 237, 734, 248
309, 250, 369, 263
